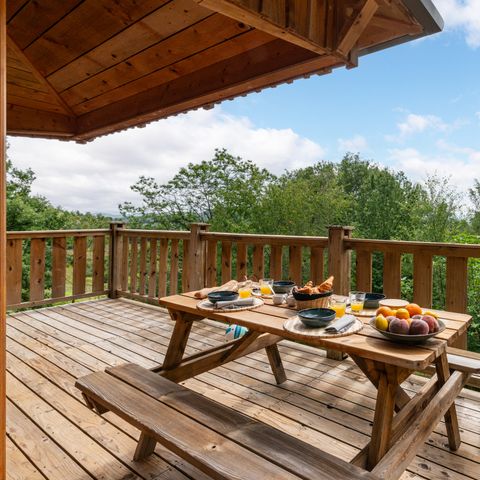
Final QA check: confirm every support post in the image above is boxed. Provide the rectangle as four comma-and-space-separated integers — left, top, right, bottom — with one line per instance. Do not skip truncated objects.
0, 1, 6, 475
185, 223, 210, 292
108, 222, 125, 298
327, 226, 353, 360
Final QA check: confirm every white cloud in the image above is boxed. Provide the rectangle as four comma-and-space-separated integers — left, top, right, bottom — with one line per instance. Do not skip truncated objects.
7, 107, 325, 213
337, 134, 368, 152
386, 113, 448, 141
388, 142, 480, 191
435, 0, 480, 48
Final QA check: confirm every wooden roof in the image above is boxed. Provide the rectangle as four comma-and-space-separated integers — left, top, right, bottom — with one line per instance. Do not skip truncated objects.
5, 0, 442, 142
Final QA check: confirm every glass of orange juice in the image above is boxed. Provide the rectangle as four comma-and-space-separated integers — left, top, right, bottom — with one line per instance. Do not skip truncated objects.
259, 278, 274, 295
331, 300, 347, 318
238, 287, 252, 298
349, 291, 366, 314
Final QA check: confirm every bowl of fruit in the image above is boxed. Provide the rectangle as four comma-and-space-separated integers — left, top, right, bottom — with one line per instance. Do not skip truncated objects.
369, 303, 445, 344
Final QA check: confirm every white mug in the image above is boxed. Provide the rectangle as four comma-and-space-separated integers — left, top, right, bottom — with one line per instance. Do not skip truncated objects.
273, 293, 286, 305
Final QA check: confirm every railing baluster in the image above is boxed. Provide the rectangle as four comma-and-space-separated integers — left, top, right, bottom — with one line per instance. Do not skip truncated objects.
92, 235, 105, 293
289, 245, 302, 285
310, 246, 324, 285
158, 238, 168, 297
236, 243, 247, 280
148, 238, 158, 298
356, 250, 372, 292
29, 238, 46, 302
139, 237, 147, 296
120, 235, 129, 292
413, 253, 433, 308
270, 245, 283, 280
170, 239, 179, 295
73, 236, 87, 295
252, 244, 264, 279
206, 240, 218, 287
383, 251, 401, 298
129, 237, 138, 293
221, 241, 232, 283
182, 240, 190, 292
6, 238, 22, 305
446, 257, 468, 313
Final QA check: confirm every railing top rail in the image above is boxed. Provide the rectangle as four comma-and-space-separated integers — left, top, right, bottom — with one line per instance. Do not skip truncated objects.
345, 238, 480, 258
119, 229, 190, 240
7, 229, 110, 239
201, 231, 328, 247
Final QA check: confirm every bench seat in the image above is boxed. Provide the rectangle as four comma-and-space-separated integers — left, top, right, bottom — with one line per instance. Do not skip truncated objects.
76, 363, 377, 480
447, 347, 480, 374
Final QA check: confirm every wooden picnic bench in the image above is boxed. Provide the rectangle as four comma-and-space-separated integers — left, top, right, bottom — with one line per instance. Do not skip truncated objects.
76, 363, 378, 480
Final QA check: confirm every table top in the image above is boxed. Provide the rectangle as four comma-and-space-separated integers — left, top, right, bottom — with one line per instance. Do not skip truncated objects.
159, 293, 472, 371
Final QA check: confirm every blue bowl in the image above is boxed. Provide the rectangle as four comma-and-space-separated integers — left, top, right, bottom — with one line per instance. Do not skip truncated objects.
207, 290, 239, 304
273, 281, 295, 294
298, 308, 336, 328
364, 293, 386, 309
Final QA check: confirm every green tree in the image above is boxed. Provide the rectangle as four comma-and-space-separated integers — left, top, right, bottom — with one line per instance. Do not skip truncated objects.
120, 148, 273, 231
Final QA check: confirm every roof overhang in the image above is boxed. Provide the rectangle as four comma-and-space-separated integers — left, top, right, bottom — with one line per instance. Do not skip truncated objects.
5, 0, 443, 142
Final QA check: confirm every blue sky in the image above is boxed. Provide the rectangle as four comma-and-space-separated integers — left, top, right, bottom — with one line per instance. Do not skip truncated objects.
8, 0, 480, 213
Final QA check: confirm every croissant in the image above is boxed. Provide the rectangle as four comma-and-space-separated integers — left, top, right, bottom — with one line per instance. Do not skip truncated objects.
318, 275, 334, 292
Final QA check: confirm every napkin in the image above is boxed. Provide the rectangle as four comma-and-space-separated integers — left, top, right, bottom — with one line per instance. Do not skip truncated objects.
325, 315, 356, 333
215, 297, 255, 309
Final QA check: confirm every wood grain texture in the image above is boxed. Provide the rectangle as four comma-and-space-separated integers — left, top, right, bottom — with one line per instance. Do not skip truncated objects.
206, 240, 218, 287
356, 250, 372, 292
170, 239, 179, 295
138, 237, 147, 296
127, 236, 137, 293
288, 245, 302, 286
310, 246, 324, 285
221, 241, 232, 284
148, 238, 158, 298
158, 238, 168, 298
29, 238, 45, 302
382, 251, 401, 298
72, 236, 87, 295
413, 253, 433, 308
236, 243, 247, 281
6, 238, 22, 305
269, 245, 283, 281
252, 244, 264, 280
51, 237, 66, 298
446, 256, 468, 313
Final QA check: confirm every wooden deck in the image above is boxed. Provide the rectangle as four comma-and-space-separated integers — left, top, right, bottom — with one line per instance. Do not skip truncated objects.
6, 298, 480, 480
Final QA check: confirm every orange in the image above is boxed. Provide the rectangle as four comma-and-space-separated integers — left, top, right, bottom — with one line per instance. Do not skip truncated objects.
396, 308, 410, 320
405, 303, 422, 317
376, 306, 394, 318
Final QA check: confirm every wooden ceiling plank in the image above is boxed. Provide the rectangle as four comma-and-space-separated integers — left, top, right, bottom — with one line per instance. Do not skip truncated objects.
7, 84, 64, 105
24, 0, 170, 77
7, 94, 71, 115
369, 14, 422, 35
6, 0, 27, 22
71, 29, 271, 115
49, 0, 212, 93
76, 39, 337, 138
7, 0, 83, 50
62, 15, 251, 108
7, 104, 76, 137
337, 0, 379, 57
195, 0, 331, 55
7, 35, 75, 116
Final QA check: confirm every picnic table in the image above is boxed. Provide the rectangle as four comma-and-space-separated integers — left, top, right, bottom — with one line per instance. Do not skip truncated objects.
158, 291, 473, 478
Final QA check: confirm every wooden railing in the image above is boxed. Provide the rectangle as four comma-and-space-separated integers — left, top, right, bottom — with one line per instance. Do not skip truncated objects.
6, 229, 110, 309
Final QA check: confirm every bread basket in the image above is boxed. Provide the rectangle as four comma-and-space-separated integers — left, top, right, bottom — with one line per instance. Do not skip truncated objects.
292, 290, 333, 310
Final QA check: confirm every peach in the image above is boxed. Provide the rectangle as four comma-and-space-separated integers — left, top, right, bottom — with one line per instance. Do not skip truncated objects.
409, 319, 429, 335
422, 315, 439, 333
389, 318, 410, 335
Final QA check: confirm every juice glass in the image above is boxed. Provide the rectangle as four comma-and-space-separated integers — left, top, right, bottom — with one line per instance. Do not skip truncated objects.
259, 278, 274, 295
349, 291, 366, 314
331, 300, 347, 318
238, 287, 252, 298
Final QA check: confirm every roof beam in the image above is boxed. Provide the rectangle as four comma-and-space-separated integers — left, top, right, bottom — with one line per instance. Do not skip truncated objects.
336, 0, 379, 57
194, 0, 334, 55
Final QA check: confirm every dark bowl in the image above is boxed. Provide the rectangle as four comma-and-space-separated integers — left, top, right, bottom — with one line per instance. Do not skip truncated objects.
292, 289, 333, 301
364, 293, 386, 310
298, 308, 336, 328
368, 318, 446, 344
207, 290, 239, 304
273, 281, 295, 294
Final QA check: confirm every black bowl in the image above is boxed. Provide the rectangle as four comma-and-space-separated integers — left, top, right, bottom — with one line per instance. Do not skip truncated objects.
207, 290, 239, 304
292, 289, 333, 301
273, 281, 295, 294
364, 293, 386, 309
298, 308, 336, 328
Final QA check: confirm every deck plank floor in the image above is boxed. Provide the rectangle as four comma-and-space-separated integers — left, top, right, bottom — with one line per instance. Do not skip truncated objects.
6, 298, 480, 480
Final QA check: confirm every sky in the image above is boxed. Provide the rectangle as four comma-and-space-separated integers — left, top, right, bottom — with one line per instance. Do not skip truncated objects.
7, 0, 480, 214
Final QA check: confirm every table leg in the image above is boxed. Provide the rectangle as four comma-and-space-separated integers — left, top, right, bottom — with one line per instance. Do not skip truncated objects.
435, 352, 461, 450
265, 344, 287, 384
162, 310, 194, 370
368, 371, 397, 469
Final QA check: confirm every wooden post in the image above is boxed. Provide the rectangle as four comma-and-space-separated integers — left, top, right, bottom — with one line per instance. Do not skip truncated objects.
327, 225, 353, 295
185, 223, 210, 292
327, 226, 353, 361
108, 222, 125, 299
0, 1, 6, 475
